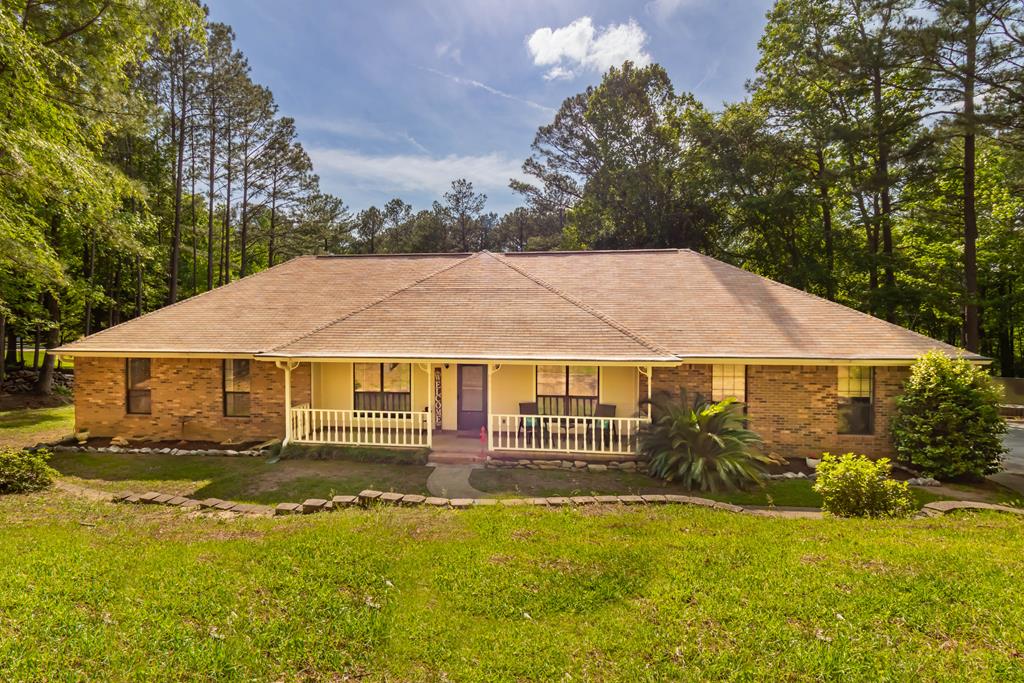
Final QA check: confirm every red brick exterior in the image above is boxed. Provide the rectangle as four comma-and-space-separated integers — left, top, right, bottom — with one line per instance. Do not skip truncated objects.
651, 363, 910, 459
74, 356, 310, 442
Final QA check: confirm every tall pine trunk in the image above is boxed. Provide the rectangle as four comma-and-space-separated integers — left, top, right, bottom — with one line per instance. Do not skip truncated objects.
168, 48, 187, 305
963, 0, 980, 352
206, 89, 217, 291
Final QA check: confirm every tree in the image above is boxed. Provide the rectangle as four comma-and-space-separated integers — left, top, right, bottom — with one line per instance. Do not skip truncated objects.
913, 0, 1024, 351
436, 179, 487, 252
356, 206, 385, 254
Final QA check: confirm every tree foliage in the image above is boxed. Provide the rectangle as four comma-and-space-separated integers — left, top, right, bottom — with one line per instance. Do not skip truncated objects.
892, 351, 1007, 479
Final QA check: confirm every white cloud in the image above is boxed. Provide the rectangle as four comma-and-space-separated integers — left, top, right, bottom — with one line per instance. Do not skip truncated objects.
526, 17, 651, 80
420, 67, 555, 114
307, 147, 525, 196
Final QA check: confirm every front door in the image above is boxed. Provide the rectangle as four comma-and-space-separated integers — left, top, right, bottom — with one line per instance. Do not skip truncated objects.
457, 364, 487, 432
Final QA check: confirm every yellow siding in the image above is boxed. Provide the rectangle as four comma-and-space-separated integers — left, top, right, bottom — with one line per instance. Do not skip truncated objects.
490, 364, 535, 415
600, 366, 639, 417
412, 363, 429, 413
315, 362, 354, 409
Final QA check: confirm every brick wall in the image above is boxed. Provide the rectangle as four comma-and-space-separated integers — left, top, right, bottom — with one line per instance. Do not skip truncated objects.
74, 356, 310, 442
651, 363, 910, 459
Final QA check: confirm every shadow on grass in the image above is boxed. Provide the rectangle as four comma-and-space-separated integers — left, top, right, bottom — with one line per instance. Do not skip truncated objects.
49, 451, 434, 503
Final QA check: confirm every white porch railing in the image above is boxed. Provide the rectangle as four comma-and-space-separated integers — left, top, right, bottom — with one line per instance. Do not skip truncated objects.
490, 414, 648, 456
290, 406, 431, 448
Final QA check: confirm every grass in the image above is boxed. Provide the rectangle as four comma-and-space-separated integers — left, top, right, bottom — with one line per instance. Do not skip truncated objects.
7, 349, 73, 368
49, 451, 435, 502
0, 491, 1022, 680
278, 442, 430, 465
470, 467, 966, 508
0, 405, 74, 449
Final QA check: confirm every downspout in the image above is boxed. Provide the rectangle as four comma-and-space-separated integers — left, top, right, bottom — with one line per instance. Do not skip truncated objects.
275, 360, 300, 446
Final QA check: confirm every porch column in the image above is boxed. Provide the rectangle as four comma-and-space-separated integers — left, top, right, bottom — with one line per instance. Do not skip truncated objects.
278, 360, 294, 446
646, 365, 653, 420
486, 363, 494, 451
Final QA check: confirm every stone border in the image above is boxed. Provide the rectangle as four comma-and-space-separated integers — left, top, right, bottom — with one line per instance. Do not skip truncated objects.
52, 444, 265, 457
105, 488, 1021, 520
485, 458, 644, 473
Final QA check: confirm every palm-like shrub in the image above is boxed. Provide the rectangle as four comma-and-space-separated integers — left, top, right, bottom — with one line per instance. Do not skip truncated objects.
639, 391, 774, 491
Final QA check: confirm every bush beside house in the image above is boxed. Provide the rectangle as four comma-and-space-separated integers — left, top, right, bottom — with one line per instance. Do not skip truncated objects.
0, 448, 58, 494
892, 352, 1007, 480
813, 452, 915, 518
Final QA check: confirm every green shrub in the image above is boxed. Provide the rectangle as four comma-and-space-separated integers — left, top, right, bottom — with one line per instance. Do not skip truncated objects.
813, 452, 915, 518
892, 351, 1006, 480
0, 447, 58, 494
639, 390, 775, 491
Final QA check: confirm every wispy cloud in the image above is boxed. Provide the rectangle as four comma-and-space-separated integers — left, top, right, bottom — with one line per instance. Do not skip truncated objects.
645, 0, 704, 22
295, 115, 430, 154
526, 17, 651, 80
434, 41, 462, 64
308, 147, 525, 197
419, 67, 555, 114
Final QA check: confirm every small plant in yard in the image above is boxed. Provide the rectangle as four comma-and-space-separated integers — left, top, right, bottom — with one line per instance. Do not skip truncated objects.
813, 452, 915, 518
639, 390, 774, 491
0, 447, 58, 494
892, 351, 1007, 480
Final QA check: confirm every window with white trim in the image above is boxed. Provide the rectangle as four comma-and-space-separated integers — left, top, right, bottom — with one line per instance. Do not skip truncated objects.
712, 364, 746, 403
838, 366, 873, 434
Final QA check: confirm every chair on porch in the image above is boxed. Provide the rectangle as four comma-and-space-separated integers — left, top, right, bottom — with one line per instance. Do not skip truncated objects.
588, 403, 617, 447
518, 402, 539, 445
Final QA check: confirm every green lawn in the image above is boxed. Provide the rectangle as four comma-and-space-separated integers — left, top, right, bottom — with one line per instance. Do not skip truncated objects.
0, 405, 74, 448
50, 451, 435, 502
0, 492, 1022, 680
470, 466, 964, 508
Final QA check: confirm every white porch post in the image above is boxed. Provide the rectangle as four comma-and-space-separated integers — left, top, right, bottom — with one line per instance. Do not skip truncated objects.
646, 365, 653, 419
486, 363, 495, 451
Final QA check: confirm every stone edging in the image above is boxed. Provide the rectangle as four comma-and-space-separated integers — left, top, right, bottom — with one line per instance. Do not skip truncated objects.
96, 487, 1021, 520
52, 445, 265, 457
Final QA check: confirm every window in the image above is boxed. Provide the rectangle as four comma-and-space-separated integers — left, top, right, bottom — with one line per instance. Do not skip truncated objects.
224, 359, 251, 417
354, 363, 411, 411
126, 358, 151, 414
712, 364, 746, 403
536, 365, 599, 415
838, 366, 873, 434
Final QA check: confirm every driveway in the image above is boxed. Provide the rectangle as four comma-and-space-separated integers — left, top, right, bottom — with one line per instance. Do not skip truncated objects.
1004, 423, 1024, 475
990, 423, 1024, 496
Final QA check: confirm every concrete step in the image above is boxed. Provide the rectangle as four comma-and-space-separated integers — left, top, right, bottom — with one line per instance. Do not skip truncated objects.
429, 451, 487, 465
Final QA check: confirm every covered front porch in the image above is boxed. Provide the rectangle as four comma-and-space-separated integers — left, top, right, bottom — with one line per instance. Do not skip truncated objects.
276, 359, 656, 458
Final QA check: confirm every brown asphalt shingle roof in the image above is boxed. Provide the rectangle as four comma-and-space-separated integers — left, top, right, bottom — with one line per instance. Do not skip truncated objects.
56, 249, 977, 362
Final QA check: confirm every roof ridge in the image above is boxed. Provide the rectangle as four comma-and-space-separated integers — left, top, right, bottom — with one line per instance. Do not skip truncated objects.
677, 250, 972, 356
266, 252, 479, 353
56, 256, 315, 351
484, 251, 677, 359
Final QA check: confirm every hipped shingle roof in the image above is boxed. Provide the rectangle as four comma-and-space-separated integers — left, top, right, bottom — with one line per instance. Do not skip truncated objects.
56, 249, 977, 363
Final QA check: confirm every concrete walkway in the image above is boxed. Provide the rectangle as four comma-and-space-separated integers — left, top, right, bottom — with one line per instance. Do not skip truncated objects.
426, 464, 488, 498
990, 423, 1024, 496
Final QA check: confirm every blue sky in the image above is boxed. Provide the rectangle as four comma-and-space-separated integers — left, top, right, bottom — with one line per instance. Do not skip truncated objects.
206, 0, 774, 214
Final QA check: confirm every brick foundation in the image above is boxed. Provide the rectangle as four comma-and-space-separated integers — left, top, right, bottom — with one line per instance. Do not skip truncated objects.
74, 356, 310, 442
650, 363, 909, 459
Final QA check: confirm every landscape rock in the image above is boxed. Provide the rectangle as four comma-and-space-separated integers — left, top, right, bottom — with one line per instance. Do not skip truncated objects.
274, 502, 301, 516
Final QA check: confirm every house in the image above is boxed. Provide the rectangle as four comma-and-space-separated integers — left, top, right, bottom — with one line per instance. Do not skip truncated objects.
54, 249, 978, 460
